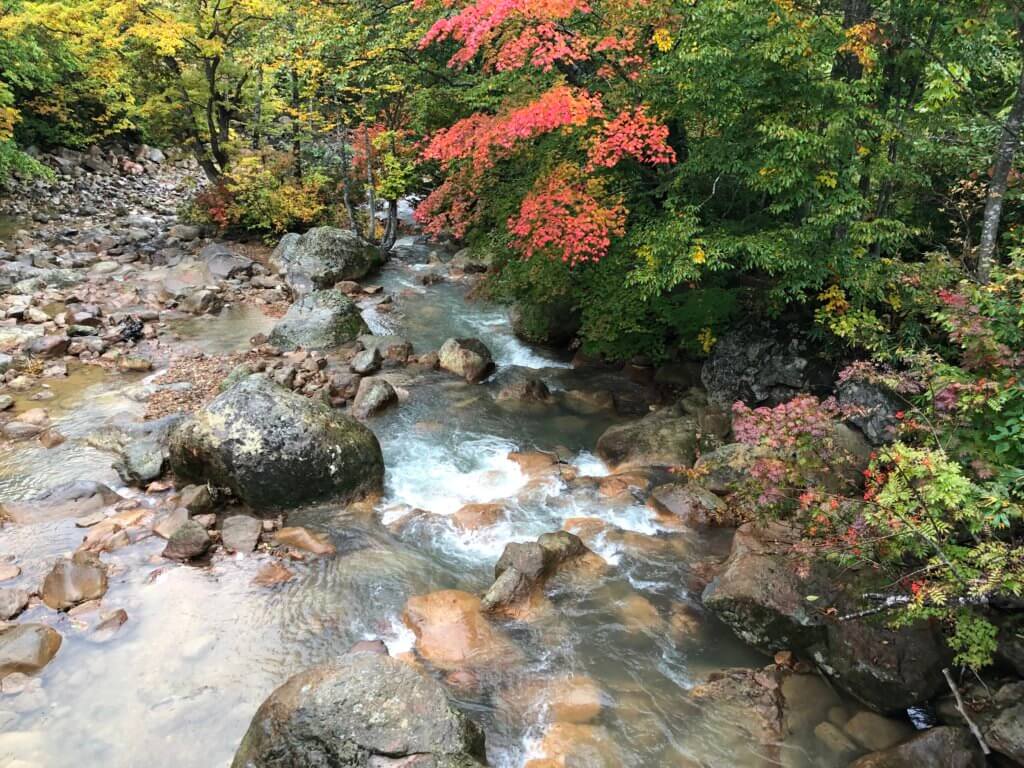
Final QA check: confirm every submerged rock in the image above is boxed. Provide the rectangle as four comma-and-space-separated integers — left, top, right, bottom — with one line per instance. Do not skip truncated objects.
272, 226, 383, 298
402, 589, 521, 671
231, 651, 486, 768
0, 624, 62, 680
439, 338, 494, 382
41, 551, 108, 610
169, 374, 384, 510
0, 480, 120, 524
268, 289, 368, 351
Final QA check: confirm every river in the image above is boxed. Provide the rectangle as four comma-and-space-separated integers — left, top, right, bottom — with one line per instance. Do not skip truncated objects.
0, 235, 855, 768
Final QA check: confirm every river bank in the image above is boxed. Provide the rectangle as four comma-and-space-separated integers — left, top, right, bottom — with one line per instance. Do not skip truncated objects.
0, 149, 1015, 768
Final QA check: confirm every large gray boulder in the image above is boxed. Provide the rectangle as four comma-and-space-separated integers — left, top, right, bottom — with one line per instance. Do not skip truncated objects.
271, 227, 383, 298
268, 289, 368, 351
231, 651, 487, 768
169, 375, 384, 510
701, 325, 833, 406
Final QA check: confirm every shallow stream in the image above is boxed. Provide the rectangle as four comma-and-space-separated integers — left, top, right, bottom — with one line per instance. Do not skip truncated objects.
0, 252, 858, 768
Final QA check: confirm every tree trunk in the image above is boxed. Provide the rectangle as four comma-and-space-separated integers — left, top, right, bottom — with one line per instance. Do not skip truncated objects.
204, 58, 229, 173
291, 69, 302, 180
339, 126, 361, 238
380, 199, 399, 253
163, 56, 221, 183
252, 66, 263, 150
364, 127, 376, 243
977, 31, 1024, 283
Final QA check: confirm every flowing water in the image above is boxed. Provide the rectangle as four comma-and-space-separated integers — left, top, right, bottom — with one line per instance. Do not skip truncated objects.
0, 252, 853, 768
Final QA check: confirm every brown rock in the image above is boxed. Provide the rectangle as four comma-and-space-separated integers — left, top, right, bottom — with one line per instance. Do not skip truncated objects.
451, 503, 508, 532
0, 624, 62, 679
253, 561, 295, 586
401, 589, 521, 671
274, 526, 336, 556
41, 551, 108, 610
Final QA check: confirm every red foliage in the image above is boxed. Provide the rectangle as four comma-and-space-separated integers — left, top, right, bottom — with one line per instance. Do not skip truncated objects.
414, 174, 480, 238
507, 165, 626, 265
494, 22, 590, 71
421, 86, 604, 174
588, 106, 675, 168
418, 0, 592, 67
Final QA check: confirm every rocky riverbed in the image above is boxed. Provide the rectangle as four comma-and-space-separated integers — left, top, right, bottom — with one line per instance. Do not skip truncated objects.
0, 147, 1015, 768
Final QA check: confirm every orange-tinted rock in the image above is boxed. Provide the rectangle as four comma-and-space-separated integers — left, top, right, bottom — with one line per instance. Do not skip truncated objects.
253, 561, 295, 586
274, 526, 336, 556
598, 470, 657, 499
499, 675, 604, 726
402, 589, 520, 671
508, 451, 558, 477
619, 593, 664, 633
525, 723, 623, 768
451, 503, 508, 532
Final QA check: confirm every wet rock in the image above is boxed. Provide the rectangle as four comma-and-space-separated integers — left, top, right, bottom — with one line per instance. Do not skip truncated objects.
987, 700, 1024, 765
648, 483, 736, 527
524, 723, 622, 768
41, 551, 108, 610
689, 666, 787, 750
0, 564, 20, 582
451, 503, 508, 532
814, 722, 861, 762
351, 376, 397, 419
439, 337, 494, 382
824, 613, 949, 712
168, 224, 200, 241
268, 289, 368, 351
402, 589, 521, 671
495, 374, 551, 406
357, 334, 413, 363
595, 409, 700, 470
0, 624, 62, 680
449, 247, 492, 273
162, 519, 211, 560
693, 443, 769, 494
848, 726, 984, 768
106, 414, 183, 487
0, 588, 29, 620
271, 226, 383, 298
2, 420, 43, 440
0, 395, 12, 411
153, 507, 189, 539
179, 288, 223, 315
499, 675, 603, 726
221, 515, 262, 554
701, 521, 825, 652
349, 347, 381, 375
703, 521, 950, 712
169, 374, 384, 510
843, 711, 913, 752
23, 335, 69, 357
274, 526, 336, 556
701, 324, 833, 406
482, 531, 590, 619
90, 608, 129, 643
253, 561, 294, 586
231, 651, 486, 768
201, 243, 254, 279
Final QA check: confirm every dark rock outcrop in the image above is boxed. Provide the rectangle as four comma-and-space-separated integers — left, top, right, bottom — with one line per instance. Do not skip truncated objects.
271, 227, 383, 298
268, 289, 368, 351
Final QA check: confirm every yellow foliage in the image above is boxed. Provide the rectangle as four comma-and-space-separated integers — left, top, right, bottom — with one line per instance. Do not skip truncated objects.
652, 27, 673, 52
